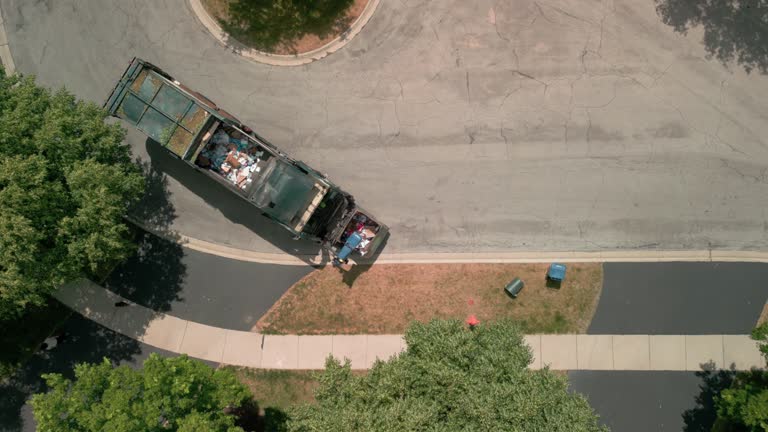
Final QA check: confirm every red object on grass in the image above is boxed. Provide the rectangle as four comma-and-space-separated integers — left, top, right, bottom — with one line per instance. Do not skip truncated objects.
465, 314, 480, 327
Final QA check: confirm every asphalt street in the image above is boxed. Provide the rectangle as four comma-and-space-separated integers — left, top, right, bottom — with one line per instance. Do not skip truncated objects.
569, 371, 726, 432
2, 0, 768, 254
103, 231, 314, 331
589, 262, 768, 334
0, 313, 192, 432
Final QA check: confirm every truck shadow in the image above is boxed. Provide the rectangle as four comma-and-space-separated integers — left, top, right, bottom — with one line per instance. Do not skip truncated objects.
137, 138, 327, 267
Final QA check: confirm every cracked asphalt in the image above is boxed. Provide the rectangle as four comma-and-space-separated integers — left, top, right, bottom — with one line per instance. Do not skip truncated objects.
2, 0, 768, 254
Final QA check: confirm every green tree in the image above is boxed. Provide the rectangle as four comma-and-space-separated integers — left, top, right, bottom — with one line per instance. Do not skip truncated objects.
0, 67, 144, 317
31, 354, 251, 432
223, 0, 354, 51
753, 322, 768, 362
288, 319, 607, 432
712, 323, 768, 432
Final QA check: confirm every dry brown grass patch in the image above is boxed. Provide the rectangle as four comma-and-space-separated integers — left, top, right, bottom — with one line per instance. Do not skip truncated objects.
257, 263, 603, 335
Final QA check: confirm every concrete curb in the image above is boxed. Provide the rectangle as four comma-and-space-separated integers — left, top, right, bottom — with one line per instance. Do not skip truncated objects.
127, 219, 768, 266
55, 280, 766, 371
127, 217, 319, 265
187, 0, 380, 67
0, 3, 16, 74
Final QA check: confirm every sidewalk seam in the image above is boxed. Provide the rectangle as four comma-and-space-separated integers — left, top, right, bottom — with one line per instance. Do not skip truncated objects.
721, 334, 725, 369
178, 320, 191, 353
647, 335, 651, 370
257, 335, 264, 368
575, 335, 579, 370
220, 330, 229, 364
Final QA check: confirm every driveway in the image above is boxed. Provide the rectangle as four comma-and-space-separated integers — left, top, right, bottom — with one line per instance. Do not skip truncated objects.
589, 262, 768, 334
569, 371, 725, 432
3, 0, 768, 254
103, 230, 313, 331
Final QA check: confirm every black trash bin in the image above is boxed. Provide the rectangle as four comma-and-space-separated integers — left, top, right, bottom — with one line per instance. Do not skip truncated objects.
504, 277, 525, 298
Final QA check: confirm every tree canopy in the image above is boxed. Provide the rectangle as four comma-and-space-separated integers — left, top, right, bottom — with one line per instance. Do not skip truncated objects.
712, 323, 768, 432
223, 0, 354, 52
31, 354, 251, 432
0, 67, 144, 317
288, 319, 607, 432
753, 321, 768, 363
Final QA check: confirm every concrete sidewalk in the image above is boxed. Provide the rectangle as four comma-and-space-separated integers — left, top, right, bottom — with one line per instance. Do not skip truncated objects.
55, 280, 766, 371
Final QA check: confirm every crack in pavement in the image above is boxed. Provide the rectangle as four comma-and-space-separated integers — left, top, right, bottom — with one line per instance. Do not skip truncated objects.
8, 0, 768, 253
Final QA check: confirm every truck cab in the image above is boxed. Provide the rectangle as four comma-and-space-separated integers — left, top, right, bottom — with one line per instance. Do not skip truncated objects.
105, 58, 387, 262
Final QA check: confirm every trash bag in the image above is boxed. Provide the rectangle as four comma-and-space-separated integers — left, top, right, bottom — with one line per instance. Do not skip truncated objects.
212, 130, 230, 146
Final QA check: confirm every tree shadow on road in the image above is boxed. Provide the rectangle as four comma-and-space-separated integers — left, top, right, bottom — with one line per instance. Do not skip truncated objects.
0, 312, 284, 432
128, 160, 178, 235
0, 159, 189, 431
103, 231, 186, 313
0, 314, 144, 432
682, 363, 734, 432
655, 0, 768, 73
107, 159, 187, 313
682, 361, 767, 432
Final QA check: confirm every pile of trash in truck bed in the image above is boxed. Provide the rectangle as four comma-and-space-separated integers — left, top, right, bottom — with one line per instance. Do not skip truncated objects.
337, 212, 382, 256
195, 125, 271, 190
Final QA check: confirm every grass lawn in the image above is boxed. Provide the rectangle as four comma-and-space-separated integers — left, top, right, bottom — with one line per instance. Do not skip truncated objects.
227, 367, 370, 420
257, 263, 603, 335
229, 368, 319, 411
0, 299, 72, 379
202, 0, 368, 54
227, 367, 319, 429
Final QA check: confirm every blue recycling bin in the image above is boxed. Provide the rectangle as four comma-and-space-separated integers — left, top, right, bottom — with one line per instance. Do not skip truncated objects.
546, 263, 567, 281
334, 232, 363, 265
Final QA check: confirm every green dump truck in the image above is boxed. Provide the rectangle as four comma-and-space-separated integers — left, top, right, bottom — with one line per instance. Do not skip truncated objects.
105, 57, 388, 261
